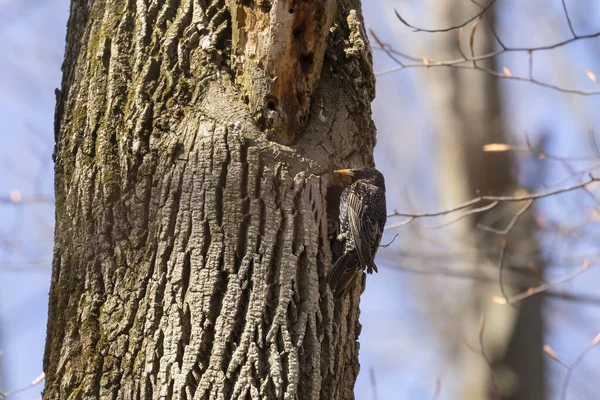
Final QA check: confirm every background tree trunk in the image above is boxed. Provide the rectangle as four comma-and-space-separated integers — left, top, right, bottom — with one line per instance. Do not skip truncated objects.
43, 1, 377, 398
421, 1, 545, 399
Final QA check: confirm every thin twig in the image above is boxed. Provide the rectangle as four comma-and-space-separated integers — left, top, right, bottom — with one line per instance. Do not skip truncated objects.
388, 176, 598, 220
375, 62, 600, 96
394, 0, 497, 33
544, 334, 600, 400
370, 368, 379, 400
384, 217, 415, 230
484, 144, 600, 162
473, 0, 507, 50
561, 0, 577, 37
369, 28, 404, 67
426, 201, 498, 229
477, 314, 501, 399
590, 128, 600, 157
560, 334, 600, 400
371, 11, 600, 97
0, 373, 45, 399
544, 344, 572, 369
493, 259, 597, 305
477, 199, 534, 235
382, 260, 600, 306
497, 237, 514, 308
0, 196, 54, 205
379, 234, 399, 248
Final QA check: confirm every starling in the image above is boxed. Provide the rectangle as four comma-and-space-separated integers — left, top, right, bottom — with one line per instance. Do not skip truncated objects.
327, 167, 387, 298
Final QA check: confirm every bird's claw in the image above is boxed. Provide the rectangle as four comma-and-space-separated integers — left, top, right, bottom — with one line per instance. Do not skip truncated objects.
366, 264, 378, 274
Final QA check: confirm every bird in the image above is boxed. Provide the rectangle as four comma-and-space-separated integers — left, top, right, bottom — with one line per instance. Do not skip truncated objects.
327, 167, 387, 298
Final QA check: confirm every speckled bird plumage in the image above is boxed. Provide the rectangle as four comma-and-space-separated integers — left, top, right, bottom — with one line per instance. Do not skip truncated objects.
328, 167, 387, 298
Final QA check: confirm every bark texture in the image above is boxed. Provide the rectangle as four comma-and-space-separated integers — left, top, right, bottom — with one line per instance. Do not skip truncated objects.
44, 0, 376, 399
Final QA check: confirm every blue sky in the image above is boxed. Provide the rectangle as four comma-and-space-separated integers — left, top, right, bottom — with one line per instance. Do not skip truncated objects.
0, 0, 67, 398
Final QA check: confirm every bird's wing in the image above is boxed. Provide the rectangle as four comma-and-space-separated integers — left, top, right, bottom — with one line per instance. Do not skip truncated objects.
347, 191, 381, 272
327, 251, 361, 298
346, 191, 363, 243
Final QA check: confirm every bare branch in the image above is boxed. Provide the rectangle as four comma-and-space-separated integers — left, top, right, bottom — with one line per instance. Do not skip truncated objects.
382, 254, 600, 306
474, 0, 507, 50
477, 199, 534, 235
493, 259, 597, 305
388, 176, 598, 221
0, 194, 54, 205
426, 200, 499, 229
469, 20, 479, 67
369, 368, 379, 400
372, 8, 600, 96
544, 345, 572, 369
375, 61, 600, 96
544, 333, 600, 400
394, 0, 497, 33
497, 238, 514, 308
561, 0, 577, 37
384, 217, 415, 230
483, 143, 600, 162
379, 233, 400, 248
0, 373, 45, 399
476, 314, 501, 398
368, 28, 404, 67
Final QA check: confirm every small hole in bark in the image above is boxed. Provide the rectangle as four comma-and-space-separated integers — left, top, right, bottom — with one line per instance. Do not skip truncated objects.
171, 143, 185, 163
299, 114, 307, 125
293, 24, 304, 39
289, 8, 294, 13
267, 98, 278, 110
260, 0, 271, 12
299, 52, 314, 73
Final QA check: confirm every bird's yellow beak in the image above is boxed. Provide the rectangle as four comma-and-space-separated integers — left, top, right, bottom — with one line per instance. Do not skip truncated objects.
334, 169, 355, 176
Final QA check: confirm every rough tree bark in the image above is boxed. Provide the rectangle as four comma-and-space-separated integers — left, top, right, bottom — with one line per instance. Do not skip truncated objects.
43, 0, 377, 398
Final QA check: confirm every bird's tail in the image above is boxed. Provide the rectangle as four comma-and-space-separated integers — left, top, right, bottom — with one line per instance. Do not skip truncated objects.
327, 252, 361, 298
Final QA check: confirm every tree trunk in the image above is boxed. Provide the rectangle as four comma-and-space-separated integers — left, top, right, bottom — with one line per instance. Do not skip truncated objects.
43, 1, 376, 399
421, 1, 545, 398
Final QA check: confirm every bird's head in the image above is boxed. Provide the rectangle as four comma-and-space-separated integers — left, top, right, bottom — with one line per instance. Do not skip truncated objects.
334, 167, 385, 188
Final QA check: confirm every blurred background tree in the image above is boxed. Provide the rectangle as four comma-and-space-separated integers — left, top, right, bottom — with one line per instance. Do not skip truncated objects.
3, 0, 600, 399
